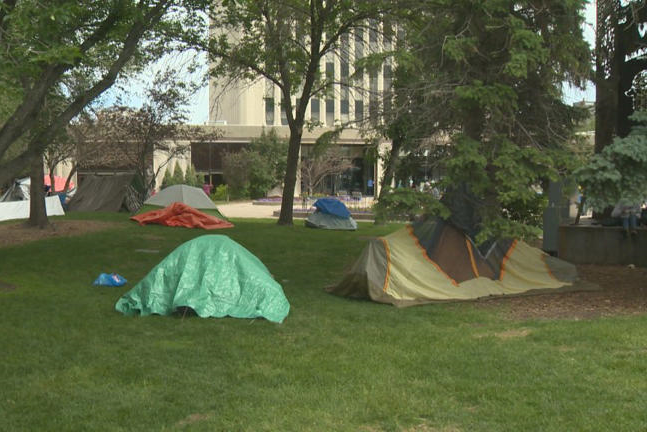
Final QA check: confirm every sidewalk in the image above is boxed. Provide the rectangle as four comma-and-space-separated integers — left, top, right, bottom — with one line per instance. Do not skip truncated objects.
217, 198, 373, 220
217, 201, 278, 219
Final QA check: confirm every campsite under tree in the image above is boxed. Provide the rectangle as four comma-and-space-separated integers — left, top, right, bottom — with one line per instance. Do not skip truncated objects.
0, 0, 210, 227
374, 0, 591, 242
77, 69, 213, 207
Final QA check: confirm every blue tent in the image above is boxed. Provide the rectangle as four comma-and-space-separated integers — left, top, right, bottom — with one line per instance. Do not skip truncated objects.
306, 198, 357, 231
313, 198, 351, 218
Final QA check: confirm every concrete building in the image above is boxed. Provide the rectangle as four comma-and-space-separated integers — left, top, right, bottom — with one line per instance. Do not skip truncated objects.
202, 23, 393, 197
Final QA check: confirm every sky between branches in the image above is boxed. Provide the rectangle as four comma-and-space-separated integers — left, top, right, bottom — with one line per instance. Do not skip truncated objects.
107, 1, 596, 125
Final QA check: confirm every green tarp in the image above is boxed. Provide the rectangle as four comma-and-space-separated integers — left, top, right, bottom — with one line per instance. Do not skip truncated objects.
115, 235, 290, 323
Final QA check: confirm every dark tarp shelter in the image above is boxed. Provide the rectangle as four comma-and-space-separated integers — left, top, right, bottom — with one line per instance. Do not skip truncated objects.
67, 173, 136, 212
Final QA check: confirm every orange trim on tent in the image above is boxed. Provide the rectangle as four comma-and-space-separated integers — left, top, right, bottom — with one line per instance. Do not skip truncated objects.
540, 253, 558, 281
406, 225, 459, 287
380, 238, 391, 293
499, 239, 518, 279
465, 238, 480, 278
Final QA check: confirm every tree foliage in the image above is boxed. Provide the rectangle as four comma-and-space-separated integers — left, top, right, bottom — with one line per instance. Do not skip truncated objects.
0, 0, 209, 187
76, 70, 213, 203
577, 110, 647, 211
222, 129, 288, 199
301, 138, 352, 197
171, 163, 185, 186
378, 0, 591, 242
208, 0, 393, 224
373, 187, 449, 222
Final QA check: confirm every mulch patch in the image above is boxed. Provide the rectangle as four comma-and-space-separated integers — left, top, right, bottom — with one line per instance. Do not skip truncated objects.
477, 264, 647, 320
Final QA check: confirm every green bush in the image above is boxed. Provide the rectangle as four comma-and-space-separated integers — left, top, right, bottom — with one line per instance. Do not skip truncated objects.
576, 110, 647, 211
211, 184, 229, 201
221, 129, 288, 199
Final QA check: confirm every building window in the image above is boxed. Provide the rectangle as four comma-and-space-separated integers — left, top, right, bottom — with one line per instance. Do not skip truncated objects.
281, 100, 288, 125
265, 98, 274, 126
383, 65, 392, 119
355, 99, 363, 122
369, 19, 379, 52
311, 98, 320, 122
341, 99, 349, 123
355, 28, 364, 60
369, 68, 379, 124
326, 61, 334, 81
326, 99, 334, 126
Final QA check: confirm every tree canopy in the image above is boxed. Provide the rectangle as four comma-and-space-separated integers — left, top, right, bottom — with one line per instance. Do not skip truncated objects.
378, 0, 591, 241
0, 0, 209, 186
577, 110, 647, 211
208, 0, 393, 224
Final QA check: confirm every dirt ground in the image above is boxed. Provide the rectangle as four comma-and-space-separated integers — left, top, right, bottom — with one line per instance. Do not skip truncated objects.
476, 263, 647, 320
0, 220, 121, 249
1, 221, 646, 320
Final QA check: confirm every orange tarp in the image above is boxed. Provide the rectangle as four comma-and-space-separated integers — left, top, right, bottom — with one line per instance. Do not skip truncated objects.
131, 202, 234, 230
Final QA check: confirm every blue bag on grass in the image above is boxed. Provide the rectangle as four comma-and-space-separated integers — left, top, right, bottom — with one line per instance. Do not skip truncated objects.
93, 273, 127, 287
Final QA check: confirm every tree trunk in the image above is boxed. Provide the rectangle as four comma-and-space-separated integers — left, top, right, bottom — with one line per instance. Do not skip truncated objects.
278, 128, 303, 225
378, 136, 402, 201
49, 170, 56, 193
64, 164, 77, 192
27, 157, 49, 229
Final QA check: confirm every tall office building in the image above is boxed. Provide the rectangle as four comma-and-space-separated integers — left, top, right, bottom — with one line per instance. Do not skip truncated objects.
197, 22, 394, 197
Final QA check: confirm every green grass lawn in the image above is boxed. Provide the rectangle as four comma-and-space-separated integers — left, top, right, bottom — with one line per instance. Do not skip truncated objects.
1, 213, 646, 431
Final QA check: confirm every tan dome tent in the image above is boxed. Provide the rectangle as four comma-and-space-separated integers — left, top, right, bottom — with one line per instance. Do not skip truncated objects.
328, 218, 586, 307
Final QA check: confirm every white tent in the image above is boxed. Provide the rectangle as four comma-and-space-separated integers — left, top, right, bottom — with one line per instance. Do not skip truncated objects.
1, 176, 76, 202
144, 184, 217, 210
0, 196, 65, 222
0, 178, 30, 202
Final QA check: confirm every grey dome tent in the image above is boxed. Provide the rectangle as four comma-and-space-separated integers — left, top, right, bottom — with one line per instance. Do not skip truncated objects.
305, 198, 357, 231
115, 235, 290, 323
145, 184, 217, 210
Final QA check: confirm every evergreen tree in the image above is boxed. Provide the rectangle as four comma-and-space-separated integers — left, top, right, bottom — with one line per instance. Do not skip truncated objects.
382, 0, 591, 241
171, 163, 185, 185
162, 166, 173, 188
184, 164, 201, 187
577, 110, 647, 211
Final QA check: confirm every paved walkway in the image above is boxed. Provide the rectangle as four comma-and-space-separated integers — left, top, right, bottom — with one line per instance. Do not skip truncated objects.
217, 201, 279, 219
217, 198, 374, 220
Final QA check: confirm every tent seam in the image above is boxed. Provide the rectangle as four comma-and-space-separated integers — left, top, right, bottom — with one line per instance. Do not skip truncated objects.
499, 239, 518, 279
465, 238, 480, 278
380, 238, 391, 293
406, 225, 459, 287
540, 253, 558, 281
